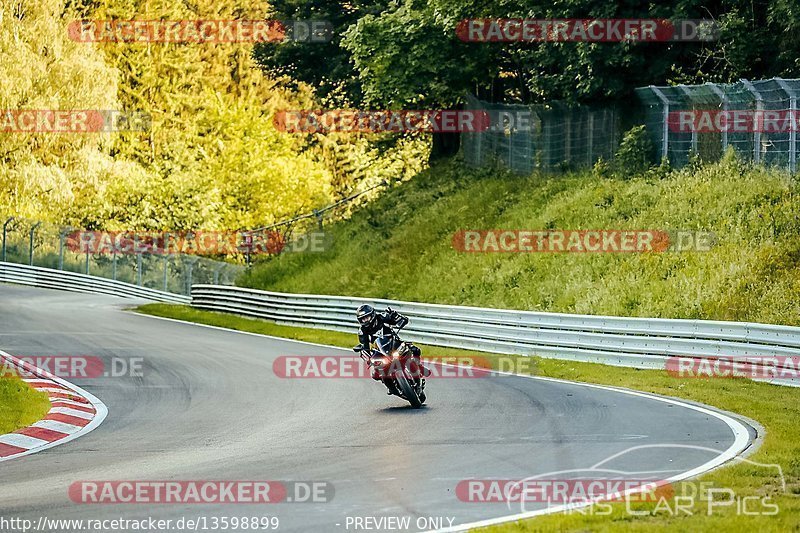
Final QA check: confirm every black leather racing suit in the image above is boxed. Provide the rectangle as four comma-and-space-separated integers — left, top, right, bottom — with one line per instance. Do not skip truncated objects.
357, 308, 416, 353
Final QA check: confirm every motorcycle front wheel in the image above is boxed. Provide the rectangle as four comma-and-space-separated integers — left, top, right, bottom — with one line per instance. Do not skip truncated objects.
394, 371, 422, 408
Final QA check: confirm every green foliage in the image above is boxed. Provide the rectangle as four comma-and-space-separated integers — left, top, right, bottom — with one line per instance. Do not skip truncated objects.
259, 0, 800, 110
592, 157, 612, 179
253, 0, 391, 103
340, 5, 493, 108
0, 0, 427, 234
613, 125, 654, 178
241, 159, 800, 326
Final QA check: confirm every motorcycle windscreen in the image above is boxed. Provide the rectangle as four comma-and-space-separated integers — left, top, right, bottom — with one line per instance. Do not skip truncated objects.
374, 335, 394, 355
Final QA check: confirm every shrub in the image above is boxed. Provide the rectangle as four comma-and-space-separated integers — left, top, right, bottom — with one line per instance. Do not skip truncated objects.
613, 125, 654, 178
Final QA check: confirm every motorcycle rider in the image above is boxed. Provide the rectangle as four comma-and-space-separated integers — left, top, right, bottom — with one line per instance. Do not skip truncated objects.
353, 304, 427, 396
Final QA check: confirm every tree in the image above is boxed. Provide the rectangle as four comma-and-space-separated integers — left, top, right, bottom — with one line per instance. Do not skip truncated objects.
253, 0, 392, 104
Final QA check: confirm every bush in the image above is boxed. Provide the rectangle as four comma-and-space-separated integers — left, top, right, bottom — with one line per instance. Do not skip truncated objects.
613, 125, 654, 178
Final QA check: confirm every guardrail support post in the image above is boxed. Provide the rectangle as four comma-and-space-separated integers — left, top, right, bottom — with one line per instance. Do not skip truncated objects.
112, 249, 117, 280
2, 217, 14, 262
84, 249, 90, 274
136, 253, 143, 286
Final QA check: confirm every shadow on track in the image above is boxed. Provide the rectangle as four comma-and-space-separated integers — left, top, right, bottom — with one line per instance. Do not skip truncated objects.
377, 404, 432, 414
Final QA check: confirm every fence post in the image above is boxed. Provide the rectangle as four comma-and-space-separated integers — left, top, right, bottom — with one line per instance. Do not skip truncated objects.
649, 86, 670, 161
587, 112, 594, 166
58, 228, 69, 270
741, 79, 763, 164
112, 248, 117, 280
2, 217, 14, 262
28, 222, 41, 266
706, 83, 729, 153
775, 77, 796, 173
163, 254, 169, 292
678, 85, 698, 155
185, 258, 195, 295
136, 253, 143, 286
508, 123, 513, 169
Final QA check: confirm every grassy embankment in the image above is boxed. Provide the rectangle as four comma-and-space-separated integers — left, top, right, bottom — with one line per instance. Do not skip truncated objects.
240, 155, 800, 326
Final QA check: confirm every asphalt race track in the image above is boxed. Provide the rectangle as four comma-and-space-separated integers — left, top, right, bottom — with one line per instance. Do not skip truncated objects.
0, 285, 756, 532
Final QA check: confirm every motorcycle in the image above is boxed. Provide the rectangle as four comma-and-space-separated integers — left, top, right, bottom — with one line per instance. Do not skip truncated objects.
353, 325, 426, 408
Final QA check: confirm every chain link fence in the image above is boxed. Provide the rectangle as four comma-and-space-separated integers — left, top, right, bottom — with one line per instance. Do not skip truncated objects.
0, 217, 244, 296
462, 95, 620, 173
241, 180, 387, 268
638, 77, 800, 171
464, 77, 800, 174
0, 182, 390, 295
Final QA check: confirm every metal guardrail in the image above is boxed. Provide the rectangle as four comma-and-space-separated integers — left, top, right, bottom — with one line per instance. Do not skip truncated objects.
192, 284, 800, 385
2, 267, 795, 385
0, 262, 190, 304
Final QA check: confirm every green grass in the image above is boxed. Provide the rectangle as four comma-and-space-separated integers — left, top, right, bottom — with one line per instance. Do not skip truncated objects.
135, 302, 499, 361
239, 156, 800, 326
136, 304, 799, 532
0, 375, 51, 434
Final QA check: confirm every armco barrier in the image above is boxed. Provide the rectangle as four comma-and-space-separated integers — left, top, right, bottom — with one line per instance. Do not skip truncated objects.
191, 284, 800, 386
2, 267, 796, 385
0, 262, 190, 304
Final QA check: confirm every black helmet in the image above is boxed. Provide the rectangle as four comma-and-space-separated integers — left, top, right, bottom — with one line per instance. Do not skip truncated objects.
356, 304, 376, 327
